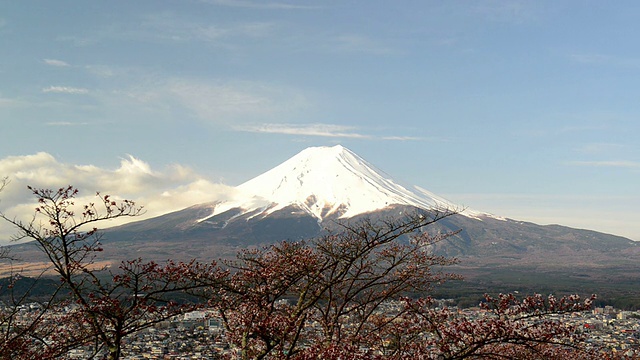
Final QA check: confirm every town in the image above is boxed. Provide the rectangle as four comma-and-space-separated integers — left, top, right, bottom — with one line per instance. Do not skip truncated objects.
11, 300, 638, 359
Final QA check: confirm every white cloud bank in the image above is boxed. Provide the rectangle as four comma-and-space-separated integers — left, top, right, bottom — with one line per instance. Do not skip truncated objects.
0, 153, 237, 244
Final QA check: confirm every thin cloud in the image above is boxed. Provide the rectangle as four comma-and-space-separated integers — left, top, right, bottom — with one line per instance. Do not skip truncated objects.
570, 53, 611, 64
568, 160, 640, 169
162, 79, 310, 122
559, 124, 608, 133
382, 136, 423, 141
570, 53, 640, 68
516, 112, 616, 138
43, 59, 70, 67
237, 124, 431, 140
87, 74, 310, 127
575, 143, 627, 155
237, 123, 370, 138
85, 65, 118, 78
46, 121, 90, 126
55, 35, 95, 47
0, 97, 20, 107
140, 12, 277, 43
204, 0, 320, 10
42, 86, 89, 94
332, 35, 394, 55
141, 13, 226, 42
53, 12, 279, 48
472, 0, 541, 24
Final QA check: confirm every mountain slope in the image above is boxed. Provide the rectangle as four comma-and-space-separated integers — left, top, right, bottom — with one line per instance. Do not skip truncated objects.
100, 145, 638, 269
196, 145, 493, 225
10, 146, 640, 306
11, 144, 640, 305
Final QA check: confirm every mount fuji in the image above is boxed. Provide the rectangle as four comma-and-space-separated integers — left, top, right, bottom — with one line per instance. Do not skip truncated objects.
11, 145, 640, 302
100, 145, 637, 264
196, 145, 493, 226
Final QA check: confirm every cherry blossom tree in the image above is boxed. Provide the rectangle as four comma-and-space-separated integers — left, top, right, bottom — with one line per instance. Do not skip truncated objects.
0, 270, 69, 359
216, 210, 461, 359
0, 179, 74, 358
0, 186, 226, 359
380, 293, 602, 359
212, 211, 619, 360
0, 177, 9, 260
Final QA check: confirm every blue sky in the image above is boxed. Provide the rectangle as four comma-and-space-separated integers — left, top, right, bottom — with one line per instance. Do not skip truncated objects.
0, 1, 639, 242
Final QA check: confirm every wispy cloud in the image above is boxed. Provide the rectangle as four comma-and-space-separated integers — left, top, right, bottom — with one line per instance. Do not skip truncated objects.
104, 75, 426, 141
56, 62, 312, 127
203, 0, 320, 10
42, 86, 89, 94
140, 12, 277, 43
102, 76, 310, 127
164, 79, 309, 121
570, 53, 640, 68
237, 123, 370, 138
145, 13, 390, 56
53, 12, 278, 48
471, 0, 541, 24
237, 123, 437, 141
331, 34, 394, 55
575, 143, 627, 155
559, 124, 608, 133
43, 59, 71, 67
568, 160, 640, 169
55, 35, 95, 47
46, 121, 90, 126
0, 97, 20, 107
516, 112, 618, 138
381, 136, 423, 141
570, 53, 611, 64
84, 65, 119, 78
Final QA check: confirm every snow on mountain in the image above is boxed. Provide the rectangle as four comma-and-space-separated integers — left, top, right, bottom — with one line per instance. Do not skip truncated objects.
198, 145, 496, 223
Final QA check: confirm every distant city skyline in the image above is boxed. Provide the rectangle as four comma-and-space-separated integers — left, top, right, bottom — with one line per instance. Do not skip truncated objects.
1, 1, 639, 242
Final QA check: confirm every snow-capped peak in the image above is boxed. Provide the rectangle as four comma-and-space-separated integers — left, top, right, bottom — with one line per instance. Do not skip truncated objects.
200, 145, 494, 223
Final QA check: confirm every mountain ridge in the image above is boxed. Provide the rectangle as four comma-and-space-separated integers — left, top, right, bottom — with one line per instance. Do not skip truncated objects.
99, 143, 638, 263
8, 145, 640, 306
196, 145, 497, 225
